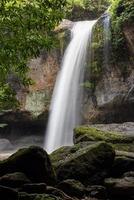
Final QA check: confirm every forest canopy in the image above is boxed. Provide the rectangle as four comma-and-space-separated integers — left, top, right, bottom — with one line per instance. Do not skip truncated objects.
0, 0, 133, 110
0, 0, 66, 110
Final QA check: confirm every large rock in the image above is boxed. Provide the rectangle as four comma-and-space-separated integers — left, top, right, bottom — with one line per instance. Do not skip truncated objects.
86, 185, 107, 199
46, 186, 74, 200
51, 142, 115, 185
20, 183, 46, 194
105, 175, 134, 198
0, 146, 56, 185
19, 192, 59, 200
74, 126, 134, 144
0, 185, 18, 200
0, 172, 31, 188
110, 156, 134, 177
57, 179, 85, 198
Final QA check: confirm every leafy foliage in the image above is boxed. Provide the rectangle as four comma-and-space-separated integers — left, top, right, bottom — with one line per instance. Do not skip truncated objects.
110, 0, 134, 61
0, 0, 66, 110
0, 84, 19, 110
67, 0, 110, 19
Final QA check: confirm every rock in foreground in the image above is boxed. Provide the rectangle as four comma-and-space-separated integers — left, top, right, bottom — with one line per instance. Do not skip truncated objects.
51, 142, 115, 185
0, 146, 56, 185
0, 172, 31, 188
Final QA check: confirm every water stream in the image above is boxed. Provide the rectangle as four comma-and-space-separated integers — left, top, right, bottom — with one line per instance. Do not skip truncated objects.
44, 20, 97, 153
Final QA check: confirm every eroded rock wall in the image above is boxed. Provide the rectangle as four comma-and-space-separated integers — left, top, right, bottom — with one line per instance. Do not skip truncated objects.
83, 23, 134, 124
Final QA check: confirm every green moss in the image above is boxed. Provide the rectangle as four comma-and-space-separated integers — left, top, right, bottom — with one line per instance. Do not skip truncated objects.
50, 143, 88, 168
74, 126, 134, 144
19, 193, 57, 200
110, 0, 134, 62
0, 123, 7, 128
51, 142, 115, 185
0, 146, 56, 185
111, 143, 134, 152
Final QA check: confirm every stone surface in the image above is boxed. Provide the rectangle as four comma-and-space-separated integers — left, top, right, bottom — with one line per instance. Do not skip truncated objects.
20, 183, 46, 194
86, 185, 107, 199
0, 185, 18, 200
110, 156, 134, 177
51, 142, 115, 185
0, 110, 47, 138
89, 122, 134, 136
105, 176, 134, 198
57, 179, 85, 197
46, 186, 74, 200
83, 22, 134, 124
0, 138, 13, 151
74, 126, 134, 144
0, 146, 56, 185
0, 172, 31, 188
123, 24, 134, 56
19, 192, 59, 200
7, 20, 71, 117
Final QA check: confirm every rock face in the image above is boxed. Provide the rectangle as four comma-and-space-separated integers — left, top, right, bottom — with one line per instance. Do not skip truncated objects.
83, 22, 134, 124
51, 142, 115, 185
0, 146, 56, 185
123, 24, 134, 56
8, 20, 71, 117
0, 111, 46, 153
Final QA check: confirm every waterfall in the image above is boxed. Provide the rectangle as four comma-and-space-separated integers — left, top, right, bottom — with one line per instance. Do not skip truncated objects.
103, 13, 111, 69
44, 20, 96, 153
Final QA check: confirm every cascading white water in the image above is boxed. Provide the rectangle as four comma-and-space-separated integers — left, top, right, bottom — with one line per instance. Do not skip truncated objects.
103, 14, 111, 69
44, 20, 96, 153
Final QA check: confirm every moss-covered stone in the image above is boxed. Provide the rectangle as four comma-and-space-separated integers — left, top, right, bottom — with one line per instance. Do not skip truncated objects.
111, 143, 134, 152
0, 146, 56, 185
46, 186, 73, 200
57, 179, 85, 197
51, 142, 115, 185
19, 193, 59, 200
20, 183, 47, 194
0, 185, 18, 200
105, 175, 134, 198
50, 142, 93, 168
109, 156, 134, 177
74, 126, 134, 144
0, 172, 31, 188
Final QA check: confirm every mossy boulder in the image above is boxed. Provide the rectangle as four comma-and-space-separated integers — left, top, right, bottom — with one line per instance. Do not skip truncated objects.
105, 175, 134, 198
19, 193, 59, 200
74, 126, 134, 144
51, 142, 115, 185
46, 186, 74, 200
86, 185, 107, 199
109, 156, 134, 177
57, 179, 85, 197
0, 146, 56, 185
0, 185, 18, 200
0, 172, 31, 188
112, 143, 134, 152
20, 183, 46, 194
